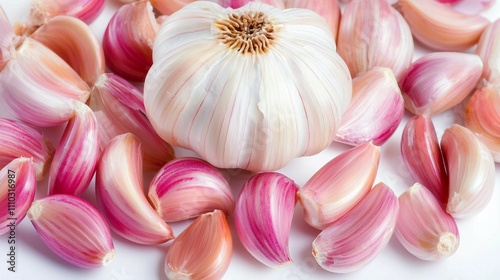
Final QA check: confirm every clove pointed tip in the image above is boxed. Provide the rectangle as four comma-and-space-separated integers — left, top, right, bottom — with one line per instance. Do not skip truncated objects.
102, 250, 116, 267
27, 201, 42, 221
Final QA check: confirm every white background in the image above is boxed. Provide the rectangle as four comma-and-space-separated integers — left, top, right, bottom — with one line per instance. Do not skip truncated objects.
0, 0, 499, 279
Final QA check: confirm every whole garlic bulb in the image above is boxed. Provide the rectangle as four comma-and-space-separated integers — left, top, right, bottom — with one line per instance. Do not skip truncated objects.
144, 2, 352, 172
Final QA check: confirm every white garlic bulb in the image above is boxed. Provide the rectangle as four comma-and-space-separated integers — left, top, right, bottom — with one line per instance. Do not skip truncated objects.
144, 2, 352, 172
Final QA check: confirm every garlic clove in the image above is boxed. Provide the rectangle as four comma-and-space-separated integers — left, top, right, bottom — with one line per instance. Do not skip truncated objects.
399, 52, 483, 116
395, 183, 459, 261
313, 183, 398, 273
0, 7, 15, 72
165, 210, 232, 280
334, 67, 404, 146
401, 115, 448, 204
298, 142, 380, 230
96, 133, 174, 245
396, 0, 490, 51
30, 15, 105, 85
476, 19, 500, 85
0, 158, 37, 235
0, 118, 54, 180
150, 0, 195, 15
282, 0, 340, 39
28, 194, 115, 268
148, 157, 234, 222
234, 172, 298, 268
91, 73, 175, 171
338, 0, 414, 80
48, 103, 99, 196
441, 124, 496, 218
465, 85, 500, 162
103, 1, 158, 82
0, 38, 90, 127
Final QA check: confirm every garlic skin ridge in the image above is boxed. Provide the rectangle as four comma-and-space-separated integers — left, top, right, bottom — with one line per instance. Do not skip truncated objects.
145, 1, 352, 172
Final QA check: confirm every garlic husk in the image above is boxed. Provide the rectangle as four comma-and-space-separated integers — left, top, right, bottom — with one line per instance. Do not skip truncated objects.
396, 0, 490, 51
395, 183, 459, 261
30, 15, 105, 85
338, 0, 414, 80
91, 73, 175, 171
28, 194, 115, 268
234, 172, 298, 268
103, 1, 158, 82
216, 0, 285, 9
150, 0, 195, 15
165, 210, 232, 280
441, 124, 496, 218
298, 142, 380, 230
96, 133, 174, 245
0, 38, 90, 127
476, 19, 500, 85
465, 85, 500, 162
399, 52, 483, 116
313, 183, 398, 273
0, 158, 36, 235
145, 1, 351, 172
0, 118, 54, 180
334, 67, 404, 146
0, 7, 15, 72
48, 103, 99, 196
401, 115, 448, 204
148, 157, 234, 222
282, 0, 340, 40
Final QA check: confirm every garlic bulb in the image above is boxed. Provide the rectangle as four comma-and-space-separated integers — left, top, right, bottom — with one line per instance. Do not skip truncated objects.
145, 1, 352, 172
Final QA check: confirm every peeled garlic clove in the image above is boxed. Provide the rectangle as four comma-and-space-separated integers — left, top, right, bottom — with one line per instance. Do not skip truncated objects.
48, 103, 99, 196
298, 142, 380, 230
30, 16, 105, 85
441, 124, 496, 218
92, 73, 175, 170
165, 210, 232, 280
0, 7, 15, 71
234, 172, 298, 268
395, 183, 459, 261
399, 52, 483, 116
401, 115, 448, 204
334, 67, 404, 146
282, 0, 339, 39
337, 0, 413, 80
0, 118, 54, 180
0, 38, 90, 127
150, 0, 195, 15
313, 183, 398, 273
396, 0, 490, 51
148, 158, 234, 222
96, 133, 174, 245
0, 158, 37, 235
28, 194, 115, 268
466, 85, 500, 162
103, 1, 158, 82
476, 19, 500, 85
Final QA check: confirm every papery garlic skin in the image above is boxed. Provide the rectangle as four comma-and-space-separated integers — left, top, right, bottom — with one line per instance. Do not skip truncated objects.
145, 1, 352, 172
466, 85, 500, 162
476, 19, 500, 85
96, 133, 174, 245
165, 210, 232, 280
48, 103, 99, 196
0, 118, 54, 180
148, 157, 234, 222
399, 52, 483, 116
234, 172, 298, 268
92, 73, 175, 170
31, 16, 105, 85
395, 183, 459, 261
441, 125, 496, 218
334, 67, 404, 146
401, 115, 448, 204
28, 194, 115, 268
313, 183, 398, 273
0, 38, 89, 127
103, 1, 158, 82
397, 0, 490, 51
338, 0, 414, 80
0, 158, 36, 235
298, 142, 380, 230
